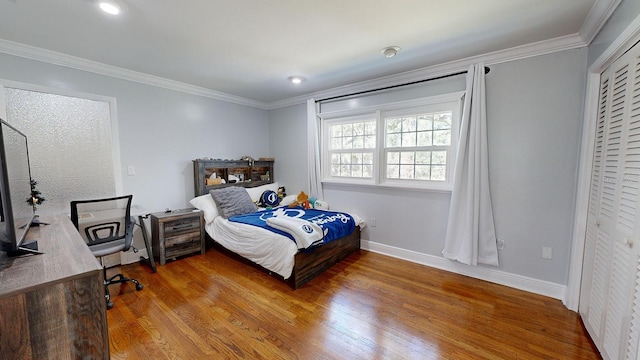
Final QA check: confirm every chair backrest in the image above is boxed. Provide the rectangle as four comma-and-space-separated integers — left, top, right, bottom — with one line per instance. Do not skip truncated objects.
70, 195, 134, 251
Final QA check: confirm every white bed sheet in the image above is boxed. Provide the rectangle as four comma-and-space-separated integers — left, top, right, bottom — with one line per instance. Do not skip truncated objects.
205, 212, 366, 280
207, 217, 298, 279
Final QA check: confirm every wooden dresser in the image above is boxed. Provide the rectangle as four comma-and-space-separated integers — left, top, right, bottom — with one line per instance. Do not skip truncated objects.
0, 215, 109, 359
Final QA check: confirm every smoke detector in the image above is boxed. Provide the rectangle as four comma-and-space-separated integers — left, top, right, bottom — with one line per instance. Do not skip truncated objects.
381, 46, 400, 58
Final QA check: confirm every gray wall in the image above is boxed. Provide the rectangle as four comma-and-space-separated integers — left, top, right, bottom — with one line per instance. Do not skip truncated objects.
0, 53, 270, 213
268, 48, 588, 285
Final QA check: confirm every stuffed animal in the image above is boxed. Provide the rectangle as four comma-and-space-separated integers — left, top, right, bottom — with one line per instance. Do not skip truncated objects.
288, 191, 311, 209
277, 186, 286, 200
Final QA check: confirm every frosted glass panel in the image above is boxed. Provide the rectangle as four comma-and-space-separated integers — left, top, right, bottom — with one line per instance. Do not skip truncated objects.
5, 88, 115, 215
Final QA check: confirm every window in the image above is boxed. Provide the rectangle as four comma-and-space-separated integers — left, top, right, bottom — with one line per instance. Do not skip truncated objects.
326, 115, 376, 179
321, 92, 463, 190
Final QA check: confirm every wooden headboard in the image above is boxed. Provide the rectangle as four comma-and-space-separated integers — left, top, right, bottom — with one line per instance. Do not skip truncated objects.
192, 158, 274, 196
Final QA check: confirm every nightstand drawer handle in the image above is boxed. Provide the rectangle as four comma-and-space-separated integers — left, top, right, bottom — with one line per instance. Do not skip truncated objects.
170, 223, 195, 230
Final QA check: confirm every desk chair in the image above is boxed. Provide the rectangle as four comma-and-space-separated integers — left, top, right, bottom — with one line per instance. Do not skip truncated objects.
70, 195, 143, 309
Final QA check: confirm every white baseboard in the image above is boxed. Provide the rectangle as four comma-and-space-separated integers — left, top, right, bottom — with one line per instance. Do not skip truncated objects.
361, 239, 566, 301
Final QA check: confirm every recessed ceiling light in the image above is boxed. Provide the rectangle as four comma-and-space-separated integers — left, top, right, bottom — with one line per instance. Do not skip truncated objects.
288, 76, 305, 84
381, 46, 400, 58
99, 1, 122, 15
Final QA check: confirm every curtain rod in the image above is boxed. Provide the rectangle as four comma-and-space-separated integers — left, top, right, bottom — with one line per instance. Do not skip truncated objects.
316, 66, 490, 103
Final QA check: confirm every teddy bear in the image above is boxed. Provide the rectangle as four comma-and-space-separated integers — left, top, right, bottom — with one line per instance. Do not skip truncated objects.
288, 191, 311, 209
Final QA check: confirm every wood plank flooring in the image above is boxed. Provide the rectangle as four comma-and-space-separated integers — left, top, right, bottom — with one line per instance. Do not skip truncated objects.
106, 249, 600, 359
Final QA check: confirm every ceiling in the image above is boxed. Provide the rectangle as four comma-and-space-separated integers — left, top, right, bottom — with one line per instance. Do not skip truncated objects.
0, 0, 615, 108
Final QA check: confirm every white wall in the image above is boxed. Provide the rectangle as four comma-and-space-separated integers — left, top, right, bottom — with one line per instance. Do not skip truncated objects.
268, 103, 307, 194
0, 53, 270, 213
587, 0, 640, 67
268, 48, 588, 287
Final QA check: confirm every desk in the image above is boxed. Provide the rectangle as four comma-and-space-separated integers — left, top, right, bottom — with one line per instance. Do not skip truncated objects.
0, 215, 109, 359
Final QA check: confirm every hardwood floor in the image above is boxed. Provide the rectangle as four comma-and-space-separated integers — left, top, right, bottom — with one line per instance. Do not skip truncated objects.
107, 249, 600, 359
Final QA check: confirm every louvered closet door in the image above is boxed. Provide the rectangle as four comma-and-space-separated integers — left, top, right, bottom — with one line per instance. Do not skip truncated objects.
580, 42, 640, 360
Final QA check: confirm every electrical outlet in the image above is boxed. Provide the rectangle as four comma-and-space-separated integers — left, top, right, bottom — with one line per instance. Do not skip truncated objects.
371, 218, 377, 227
542, 247, 552, 260
127, 165, 136, 176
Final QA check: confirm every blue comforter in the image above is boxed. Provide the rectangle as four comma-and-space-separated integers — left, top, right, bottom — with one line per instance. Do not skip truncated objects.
229, 207, 355, 246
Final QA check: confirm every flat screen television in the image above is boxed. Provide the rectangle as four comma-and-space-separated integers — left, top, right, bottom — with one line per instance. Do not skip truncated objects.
0, 119, 40, 257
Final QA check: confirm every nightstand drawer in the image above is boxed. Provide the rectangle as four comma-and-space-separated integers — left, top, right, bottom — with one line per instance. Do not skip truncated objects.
165, 232, 200, 248
165, 238, 202, 258
164, 218, 200, 235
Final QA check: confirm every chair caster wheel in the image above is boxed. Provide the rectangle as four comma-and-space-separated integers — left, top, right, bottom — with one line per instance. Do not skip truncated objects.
136, 283, 144, 291
106, 301, 114, 310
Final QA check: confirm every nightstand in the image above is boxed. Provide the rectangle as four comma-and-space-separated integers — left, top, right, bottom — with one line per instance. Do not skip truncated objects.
150, 209, 205, 265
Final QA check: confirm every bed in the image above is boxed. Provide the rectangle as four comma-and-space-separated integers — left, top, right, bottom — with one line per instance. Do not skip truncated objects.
190, 182, 363, 289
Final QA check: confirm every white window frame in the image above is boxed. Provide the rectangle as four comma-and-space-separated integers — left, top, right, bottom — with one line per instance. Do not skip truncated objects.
320, 91, 464, 191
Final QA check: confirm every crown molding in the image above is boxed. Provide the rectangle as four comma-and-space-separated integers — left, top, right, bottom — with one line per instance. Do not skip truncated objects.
0, 39, 270, 110
266, 33, 588, 110
579, 0, 622, 45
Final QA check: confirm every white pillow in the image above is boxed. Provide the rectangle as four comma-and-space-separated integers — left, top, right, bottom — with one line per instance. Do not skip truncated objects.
245, 182, 279, 202
189, 194, 219, 223
279, 194, 297, 207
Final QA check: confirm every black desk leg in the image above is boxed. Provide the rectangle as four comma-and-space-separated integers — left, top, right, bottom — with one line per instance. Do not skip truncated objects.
138, 215, 157, 273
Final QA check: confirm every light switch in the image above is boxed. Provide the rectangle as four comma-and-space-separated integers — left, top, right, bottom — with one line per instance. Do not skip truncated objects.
127, 165, 136, 176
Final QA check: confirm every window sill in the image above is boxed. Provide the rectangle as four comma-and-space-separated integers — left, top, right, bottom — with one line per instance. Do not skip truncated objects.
321, 180, 453, 194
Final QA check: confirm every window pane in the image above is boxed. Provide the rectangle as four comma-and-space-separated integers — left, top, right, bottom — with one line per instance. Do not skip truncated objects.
432, 151, 447, 165
340, 153, 351, 164
331, 153, 340, 164
400, 165, 415, 179
434, 113, 452, 129
365, 121, 376, 134
433, 130, 451, 146
401, 116, 416, 132
387, 151, 399, 164
400, 151, 415, 164
340, 164, 350, 175
431, 165, 446, 181
353, 122, 364, 136
351, 165, 362, 177
387, 164, 399, 178
353, 135, 364, 149
352, 153, 362, 164
363, 165, 373, 178
401, 132, 416, 147
343, 123, 353, 136
331, 164, 340, 176
364, 135, 376, 148
417, 115, 432, 131
331, 125, 342, 137
331, 138, 342, 149
415, 151, 431, 164
342, 136, 354, 149
363, 153, 373, 164
387, 133, 401, 147
415, 165, 431, 180
386, 118, 401, 133
417, 131, 432, 146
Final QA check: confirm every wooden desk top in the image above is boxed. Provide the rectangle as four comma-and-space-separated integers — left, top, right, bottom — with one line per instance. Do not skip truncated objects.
0, 215, 102, 298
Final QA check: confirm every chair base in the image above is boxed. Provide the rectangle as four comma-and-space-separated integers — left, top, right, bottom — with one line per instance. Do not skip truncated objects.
102, 267, 143, 310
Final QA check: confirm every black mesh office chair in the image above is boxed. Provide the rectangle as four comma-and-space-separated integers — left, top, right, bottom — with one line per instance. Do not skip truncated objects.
70, 195, 143, 309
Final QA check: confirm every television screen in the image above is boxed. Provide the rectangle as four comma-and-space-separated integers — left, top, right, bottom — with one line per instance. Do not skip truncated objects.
0, 119, 36, 254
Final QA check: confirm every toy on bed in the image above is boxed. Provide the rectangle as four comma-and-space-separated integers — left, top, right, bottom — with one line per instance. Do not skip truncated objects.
288, 191, 311, 209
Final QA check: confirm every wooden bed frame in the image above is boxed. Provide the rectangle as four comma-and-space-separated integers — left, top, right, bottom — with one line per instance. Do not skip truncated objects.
207, 226, 360, 289
193, 158, 361, 289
